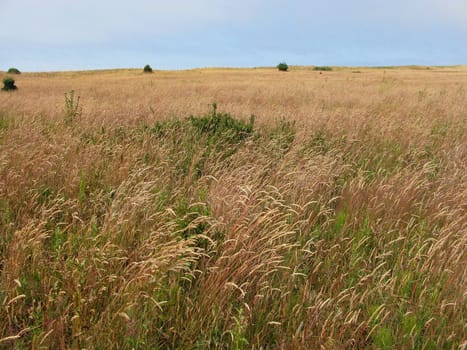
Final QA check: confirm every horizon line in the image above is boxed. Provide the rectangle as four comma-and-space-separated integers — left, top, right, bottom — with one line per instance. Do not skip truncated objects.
2, 64, 467, 74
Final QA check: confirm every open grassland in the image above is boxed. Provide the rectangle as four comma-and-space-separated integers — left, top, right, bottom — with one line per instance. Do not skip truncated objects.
0, 66, 466, 349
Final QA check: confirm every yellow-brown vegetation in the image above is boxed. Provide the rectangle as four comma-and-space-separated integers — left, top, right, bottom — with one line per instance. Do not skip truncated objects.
0, 66, 466, 349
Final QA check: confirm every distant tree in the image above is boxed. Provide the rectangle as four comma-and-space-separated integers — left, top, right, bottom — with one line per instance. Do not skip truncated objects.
277, 62, 289, 72
7, 68, 21, 74
143, 64, 153, 73
2, 77, 17, 91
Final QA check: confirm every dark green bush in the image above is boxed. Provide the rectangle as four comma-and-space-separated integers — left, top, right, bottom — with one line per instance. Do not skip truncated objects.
150, 103, 255, 179
151, 103, 255, 144
143, 64, 153, 73
277, 62, 289, 72
7, 68, 21, 74
313, 66, 332, 71
189, 103, 255, 143
2, 77, 17, 91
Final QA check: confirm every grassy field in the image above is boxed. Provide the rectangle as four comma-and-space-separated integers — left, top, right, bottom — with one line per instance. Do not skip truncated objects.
0, 66, 466, 349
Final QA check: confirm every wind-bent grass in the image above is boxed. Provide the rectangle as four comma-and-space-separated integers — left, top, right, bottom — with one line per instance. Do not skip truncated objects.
0, 66, 466, 349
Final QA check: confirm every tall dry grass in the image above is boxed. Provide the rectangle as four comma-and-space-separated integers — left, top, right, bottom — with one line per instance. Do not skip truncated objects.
0, 66, 466, 349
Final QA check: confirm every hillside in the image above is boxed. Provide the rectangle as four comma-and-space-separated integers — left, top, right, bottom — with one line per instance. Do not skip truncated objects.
0, 66, 466, 349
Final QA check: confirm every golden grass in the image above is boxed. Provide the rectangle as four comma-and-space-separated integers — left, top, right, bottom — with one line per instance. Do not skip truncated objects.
0, 66, 466, 349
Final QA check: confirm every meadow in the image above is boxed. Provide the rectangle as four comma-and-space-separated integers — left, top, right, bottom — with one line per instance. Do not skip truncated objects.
0, 66, 466, 349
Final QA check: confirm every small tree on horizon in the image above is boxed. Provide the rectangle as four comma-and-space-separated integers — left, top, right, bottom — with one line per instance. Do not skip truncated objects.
143, 64, 153, 73
7, 68, 21, 74
277, 62, 289, 72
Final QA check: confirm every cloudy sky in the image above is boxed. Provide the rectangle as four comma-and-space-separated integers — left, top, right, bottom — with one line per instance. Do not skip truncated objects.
1, 0, 466, 71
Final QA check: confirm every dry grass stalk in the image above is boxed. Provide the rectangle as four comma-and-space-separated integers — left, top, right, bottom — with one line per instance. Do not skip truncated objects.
0, 66, 465, 349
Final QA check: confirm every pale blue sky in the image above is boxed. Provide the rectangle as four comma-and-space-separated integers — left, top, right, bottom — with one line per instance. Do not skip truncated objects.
1, 0, 466, 71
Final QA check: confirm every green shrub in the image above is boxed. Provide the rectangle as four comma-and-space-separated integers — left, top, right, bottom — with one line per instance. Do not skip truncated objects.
7, 67, 21, 74
2, 77, 17, 91
150, 103, 255, 179
143, 64, 153, 73
277, 62, 288, 72
188, 102, 255, 143
313, 66, 332, 71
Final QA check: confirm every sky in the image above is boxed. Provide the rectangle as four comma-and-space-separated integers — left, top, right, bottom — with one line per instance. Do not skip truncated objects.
1, 0, 466, 71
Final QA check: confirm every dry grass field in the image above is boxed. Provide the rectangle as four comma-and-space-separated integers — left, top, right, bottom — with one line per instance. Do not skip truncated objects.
0, 66, 466, 349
